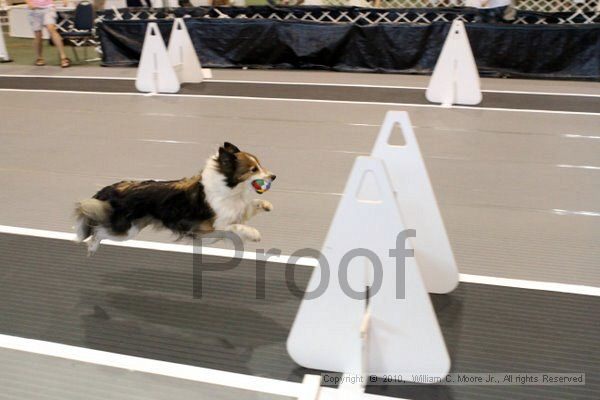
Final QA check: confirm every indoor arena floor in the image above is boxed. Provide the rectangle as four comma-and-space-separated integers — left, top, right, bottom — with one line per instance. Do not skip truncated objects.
0, 65, 599, 400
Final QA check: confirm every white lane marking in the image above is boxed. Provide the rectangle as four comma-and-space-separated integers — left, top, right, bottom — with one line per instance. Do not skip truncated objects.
0, 334, 303, 397
564, 134, 600, 140
139, 139, 200, 145
483, 89, 600, 97
556, 164, 600, 171
0, 74, 135, 80
213, 80, 600, 98
1, 73, 599, 97
1, 225, 599, 297
552, 209, 600, 217
459, 274, 600, 297
0, 334, 402, 400
0, 225, 318, 267
1, 88, 598, 116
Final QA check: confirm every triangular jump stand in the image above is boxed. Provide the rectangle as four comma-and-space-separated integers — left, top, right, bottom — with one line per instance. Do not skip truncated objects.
287, 156, 450, 383
0, 27, 11, 63
135, 23, 180, 94
426, 19, 481, 107
371, 111, 459, 294
167, 18, 212, 83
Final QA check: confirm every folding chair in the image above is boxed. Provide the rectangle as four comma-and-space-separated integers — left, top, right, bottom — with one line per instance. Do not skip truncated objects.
60, 1, 98, 62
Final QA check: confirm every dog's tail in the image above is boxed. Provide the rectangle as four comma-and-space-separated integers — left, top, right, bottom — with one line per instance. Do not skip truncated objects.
74, 199, 111, 242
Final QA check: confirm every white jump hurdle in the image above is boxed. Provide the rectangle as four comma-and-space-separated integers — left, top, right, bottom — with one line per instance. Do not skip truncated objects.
0, 27, 11, 63
426, 19, 482, 107
372, 111, 459, 294
136, 19, 211, 94
287, 111, 458, 387
135, 23, 180, 94
168, 18, 212, 82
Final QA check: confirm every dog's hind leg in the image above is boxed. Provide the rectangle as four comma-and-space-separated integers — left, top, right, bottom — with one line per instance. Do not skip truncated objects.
75, 199, 110, 243
86, 234, 102, 257
93, 224, 143, 254
85, 224, 141, 256
74, 216, 92, 243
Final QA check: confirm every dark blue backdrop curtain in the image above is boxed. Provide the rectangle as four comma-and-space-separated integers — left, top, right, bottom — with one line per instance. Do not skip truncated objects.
98, 18, 600, 80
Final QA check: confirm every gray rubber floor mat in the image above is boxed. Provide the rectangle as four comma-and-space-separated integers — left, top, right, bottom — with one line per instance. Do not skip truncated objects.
1, 90, 599, 287
0, 348, 291, 400
0, 77, 598, 113
0, 233, 598, 399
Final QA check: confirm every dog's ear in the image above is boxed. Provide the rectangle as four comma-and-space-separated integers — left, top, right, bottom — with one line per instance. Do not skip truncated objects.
218, 145, 237, 169
223, 142, 240, 154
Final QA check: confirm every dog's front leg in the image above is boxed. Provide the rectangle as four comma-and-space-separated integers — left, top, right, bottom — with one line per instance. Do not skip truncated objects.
195, 224, 260, 244
243, 199, 273, 222
222, 224, 262, 242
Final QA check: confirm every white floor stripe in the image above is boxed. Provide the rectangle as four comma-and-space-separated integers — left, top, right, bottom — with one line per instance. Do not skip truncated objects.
1, 88, 598, 116
1, 225, 598, 296
212, 80, 600, 98
0, 225, 318, 267
459, 274, 600, 297
0, 334, 303, 397
1, 73, 598, 97
0, 333, 402, 400
0, 74, 135, 80
482, 89, 600, 98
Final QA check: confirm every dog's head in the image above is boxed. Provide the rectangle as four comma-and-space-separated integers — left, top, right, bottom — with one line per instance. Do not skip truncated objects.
214, 142, 276, 194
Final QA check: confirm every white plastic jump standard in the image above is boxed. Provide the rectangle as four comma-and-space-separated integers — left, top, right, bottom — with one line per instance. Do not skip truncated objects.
287, 156, 450, 382
372, 111, 459, 294
136, 23, 180, 94
297, 374, 322, 400
0, 28, 11, 62
167, 18, 211, 83
426, 19, 481, 107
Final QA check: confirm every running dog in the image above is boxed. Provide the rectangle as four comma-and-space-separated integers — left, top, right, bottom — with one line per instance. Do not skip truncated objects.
75, 142, 276, 255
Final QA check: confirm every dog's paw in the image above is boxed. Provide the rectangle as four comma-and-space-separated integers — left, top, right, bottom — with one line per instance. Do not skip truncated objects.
231, 225, 262, 242
86, 237, 100, 257
244, 227, 262, 242
254, 199, 273, 212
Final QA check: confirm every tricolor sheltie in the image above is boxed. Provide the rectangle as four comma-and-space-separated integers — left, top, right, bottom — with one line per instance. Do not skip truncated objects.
75, 142, 275, 255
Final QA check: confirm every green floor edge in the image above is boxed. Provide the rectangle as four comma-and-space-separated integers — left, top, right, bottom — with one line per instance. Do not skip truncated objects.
2, 28, 101, 67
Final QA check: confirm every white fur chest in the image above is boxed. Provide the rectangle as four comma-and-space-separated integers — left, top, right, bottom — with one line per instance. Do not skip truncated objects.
211, 191, 250, 225
202, 162, 253, 228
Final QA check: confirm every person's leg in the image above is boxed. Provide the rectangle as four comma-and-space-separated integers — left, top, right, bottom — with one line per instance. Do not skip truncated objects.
34, 30, 43, 60
480, 8, 493, 23
29, 9, 45, 64
46, 24, 67, 60
496, 6, 509, 22
43, 7, 69, 65
487, 7, 501, 23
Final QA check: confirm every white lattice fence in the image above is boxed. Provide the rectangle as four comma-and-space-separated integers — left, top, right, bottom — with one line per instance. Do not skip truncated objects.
323, 0, 599, 12
52, 3, 598, 38
516, 0, 597, 12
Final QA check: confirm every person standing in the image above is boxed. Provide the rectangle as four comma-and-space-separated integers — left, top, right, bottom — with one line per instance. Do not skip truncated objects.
26, 0, 71, 67
468, 0, 515, 23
